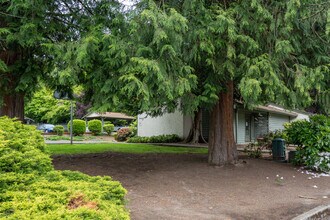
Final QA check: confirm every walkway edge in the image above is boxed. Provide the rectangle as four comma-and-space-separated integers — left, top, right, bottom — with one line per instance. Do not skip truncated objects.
292, 204, 330, 220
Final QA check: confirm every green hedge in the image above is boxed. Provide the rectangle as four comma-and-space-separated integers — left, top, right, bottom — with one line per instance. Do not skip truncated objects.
54, 125, 64, 136
285, 115, 330, 172
67, 119, 86, 136
104, 124, 114, 135
127, 134, 181, 143
88, 119, 102, 135
0, 117, 129, 219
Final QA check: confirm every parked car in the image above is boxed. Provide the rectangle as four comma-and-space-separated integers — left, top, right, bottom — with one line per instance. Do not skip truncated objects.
37, 124, 55, 133
114, 126, 125, 131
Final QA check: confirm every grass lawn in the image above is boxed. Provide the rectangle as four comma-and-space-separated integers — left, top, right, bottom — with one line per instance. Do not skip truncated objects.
47, 143, 208, 155
45, 135, 96, 141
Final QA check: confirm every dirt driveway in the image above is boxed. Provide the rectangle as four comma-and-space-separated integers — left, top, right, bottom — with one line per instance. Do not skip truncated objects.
52, 153, 330, 220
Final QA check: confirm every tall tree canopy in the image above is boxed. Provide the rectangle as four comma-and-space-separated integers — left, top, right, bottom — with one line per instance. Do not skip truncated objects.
0, 0, 122, 120
65, 0, 329, 165
1, 0, 329, 165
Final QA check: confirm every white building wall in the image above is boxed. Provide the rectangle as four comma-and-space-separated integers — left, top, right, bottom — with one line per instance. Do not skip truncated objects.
138, 110, 185, 138
236, 109, 246, 144
269, 113, 290, 131
291, 112, 310, 121
183, 115, 192, 139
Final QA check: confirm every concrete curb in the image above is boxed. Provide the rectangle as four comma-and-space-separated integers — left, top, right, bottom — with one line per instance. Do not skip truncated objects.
292, 204, 330, 220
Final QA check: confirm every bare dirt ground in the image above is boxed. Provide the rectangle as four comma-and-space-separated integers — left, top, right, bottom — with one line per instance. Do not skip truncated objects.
52, 153, 330, 220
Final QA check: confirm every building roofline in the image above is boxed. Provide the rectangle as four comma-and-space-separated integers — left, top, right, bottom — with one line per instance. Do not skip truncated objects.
82, 112, 135, 120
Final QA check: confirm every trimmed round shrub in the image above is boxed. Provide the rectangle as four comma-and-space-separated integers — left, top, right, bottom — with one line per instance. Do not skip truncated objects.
104, 123, 114, 135
0, 117, 129, 219
67, 119, 86, 136
53, 125, 64, 136
88, 119, 102, 135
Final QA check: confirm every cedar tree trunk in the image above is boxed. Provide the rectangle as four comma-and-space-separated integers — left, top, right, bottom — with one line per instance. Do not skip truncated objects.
0, 47, 25, 121
184, 108, 207, 144
208, 80, 237, 165
0, 93, 25, 121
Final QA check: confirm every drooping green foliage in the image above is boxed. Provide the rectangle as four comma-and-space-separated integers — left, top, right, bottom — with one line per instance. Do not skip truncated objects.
50, 0, 330, 118
0, 117, 129, 219
67, 119, 86, 136
88, 119, 102, 135
163, 0, 330, 113
25, 87, 71, 124
285, 115, 330, 172
0, 0, 123, 118
316, 90, 330, 115
51, 0, 197, 115
2, 0, 330, 164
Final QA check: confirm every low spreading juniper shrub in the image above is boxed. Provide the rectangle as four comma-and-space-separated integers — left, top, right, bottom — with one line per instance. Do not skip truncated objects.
0, 171, 128, 219
0, 117, 129, 219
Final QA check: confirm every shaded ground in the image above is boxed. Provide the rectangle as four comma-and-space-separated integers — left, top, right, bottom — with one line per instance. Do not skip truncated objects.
52, 153, 330, 220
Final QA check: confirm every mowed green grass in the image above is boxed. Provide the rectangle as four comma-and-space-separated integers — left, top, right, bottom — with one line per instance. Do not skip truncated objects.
47, 143, 208, 155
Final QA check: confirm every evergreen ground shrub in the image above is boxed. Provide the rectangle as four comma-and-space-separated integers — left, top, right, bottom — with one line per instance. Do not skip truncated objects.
0, 117, 129, 219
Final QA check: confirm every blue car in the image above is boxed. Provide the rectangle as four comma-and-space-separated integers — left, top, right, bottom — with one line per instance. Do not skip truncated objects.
37, 124, 55, 133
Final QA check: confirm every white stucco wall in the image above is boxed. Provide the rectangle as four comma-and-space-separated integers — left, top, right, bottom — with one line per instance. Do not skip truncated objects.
269, 113, 290, 131
236, 109, 246, 144
183, 115, 192, 139
137, 110, 185, 137
291, 112, 310, 121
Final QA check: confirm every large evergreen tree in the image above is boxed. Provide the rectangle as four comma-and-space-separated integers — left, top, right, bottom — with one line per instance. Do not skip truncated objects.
0, 0, 121, 120
2, 0, 329, 165
68, 0, 329, 165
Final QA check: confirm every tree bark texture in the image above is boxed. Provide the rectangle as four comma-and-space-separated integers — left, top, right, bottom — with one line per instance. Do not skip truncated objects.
184, 108, 207, 144
0, 93, 25, 121
208, 80, 237, 165
0, 45, 25, 121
